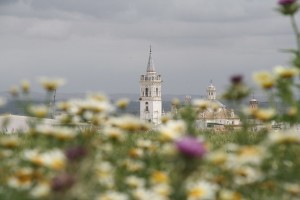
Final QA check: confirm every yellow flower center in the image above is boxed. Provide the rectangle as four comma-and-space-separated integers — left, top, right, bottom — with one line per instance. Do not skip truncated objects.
151, 171, 168, 184
189, 188, 204, 198
239, 147, 259, 156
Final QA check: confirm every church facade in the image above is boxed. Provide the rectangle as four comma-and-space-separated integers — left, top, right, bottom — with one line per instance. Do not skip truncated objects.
139, 47, 162, 125
196, 82, 241, 130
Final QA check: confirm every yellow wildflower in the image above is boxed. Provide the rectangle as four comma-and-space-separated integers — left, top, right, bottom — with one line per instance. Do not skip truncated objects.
28, 105, 49, 118
253, 71, 275, 89
252, 108, 276, 122
20, 79, 30, 94
150, 171, 168, 184
274, 66, 299, 78
39, 77, 65, 92
115, 98, 130, 109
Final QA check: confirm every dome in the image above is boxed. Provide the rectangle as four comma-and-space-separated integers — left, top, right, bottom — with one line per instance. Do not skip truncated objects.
250, 98, 257, 102
207, 81, 216, 91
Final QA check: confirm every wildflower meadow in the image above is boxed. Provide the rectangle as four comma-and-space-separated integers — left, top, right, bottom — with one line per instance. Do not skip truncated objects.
1, 1, 300, 200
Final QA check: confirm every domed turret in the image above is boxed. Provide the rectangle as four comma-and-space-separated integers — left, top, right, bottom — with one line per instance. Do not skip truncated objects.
249, 96, 258, 110
207, 80, 216, 100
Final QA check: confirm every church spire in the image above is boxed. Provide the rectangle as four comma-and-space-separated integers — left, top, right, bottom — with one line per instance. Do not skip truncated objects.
147, 45, 156, 73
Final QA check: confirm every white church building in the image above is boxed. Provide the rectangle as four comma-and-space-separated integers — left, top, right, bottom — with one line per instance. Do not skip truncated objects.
139, 47, 162, 125
196, 81, 241, 130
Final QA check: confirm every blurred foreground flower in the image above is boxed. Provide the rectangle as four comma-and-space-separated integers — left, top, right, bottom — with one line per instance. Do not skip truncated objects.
284, 183, 300, 196
150, 171, 169, 185
20, 79, 30, 94
222, 75, 250, 101
268, 130, 300, 144
35, 125, 77, 141
252, 108, 276, 122
230, 75, 243, 85
186, 180, 218, 200
192, 99, 210, 112
253, 71, 275, 89
65, 146, 87, 161
125, 175, 145, 188
52, 173, 75, 191
0, 136, 20, 148
109, 115, 151, 132
96, 191, 128, 200
278, 0, 299, 15
219, 189, 242, 200
39, 77, 65, 92
279, 0, 297, 5
7, 168, 34, 190
158, 120, 186, 142
116, 98, 130, 110
24, 149, 66, 170
274, 66, 299, 78
30, 182, 50, 198
176, 136, 206, 158
28, 105, 49, 118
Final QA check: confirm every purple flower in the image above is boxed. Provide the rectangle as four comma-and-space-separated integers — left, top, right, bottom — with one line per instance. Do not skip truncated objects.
279, 0, 297, 6
176, 136, 206, 158
65, 146, 87, 161
230, 75, 243, 85
52, 173, 75, 191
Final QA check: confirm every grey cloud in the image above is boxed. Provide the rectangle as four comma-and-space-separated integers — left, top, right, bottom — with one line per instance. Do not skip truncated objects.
0, 0, 296, 95
0, 0, 277, 22
0, 0, 19, 5
24, 19, 71, 39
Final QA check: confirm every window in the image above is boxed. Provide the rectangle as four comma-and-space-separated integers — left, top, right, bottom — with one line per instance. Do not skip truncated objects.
145, 106, 148, 111
145, 88, 148, 97
156, 88, 158, 96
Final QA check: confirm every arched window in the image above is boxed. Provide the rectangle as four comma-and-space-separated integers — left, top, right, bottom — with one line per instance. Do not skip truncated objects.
156, 88, 158, 96
145, 102, 148, 112
145, 88, 148, 97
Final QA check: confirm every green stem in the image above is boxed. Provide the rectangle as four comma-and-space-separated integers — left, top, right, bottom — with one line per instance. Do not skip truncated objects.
291, 15, 300, 55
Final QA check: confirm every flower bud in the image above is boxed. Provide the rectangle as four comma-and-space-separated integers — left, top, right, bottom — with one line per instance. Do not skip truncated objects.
65, 146, 87, 161
278, 0, 299, 15
279, 0, 297, 6
176, 136, 206, 158
52, 173, 75, 191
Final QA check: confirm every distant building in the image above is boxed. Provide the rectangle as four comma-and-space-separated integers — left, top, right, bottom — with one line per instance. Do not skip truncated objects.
249, 96, 258, 110
0, 115, 56, 133
196, 81, 240, 130
139, 47, 162, 125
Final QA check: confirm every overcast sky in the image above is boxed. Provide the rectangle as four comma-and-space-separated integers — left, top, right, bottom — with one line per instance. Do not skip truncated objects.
0, 0, 297, 97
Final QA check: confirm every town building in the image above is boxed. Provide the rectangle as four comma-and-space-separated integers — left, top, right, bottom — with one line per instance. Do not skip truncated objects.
139, 47, 162, 125
196, 81, 241, 130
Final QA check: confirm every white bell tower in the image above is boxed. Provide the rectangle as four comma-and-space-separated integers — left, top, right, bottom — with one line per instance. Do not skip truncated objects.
207, 80, 216, 100
139, 47, 162, 125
